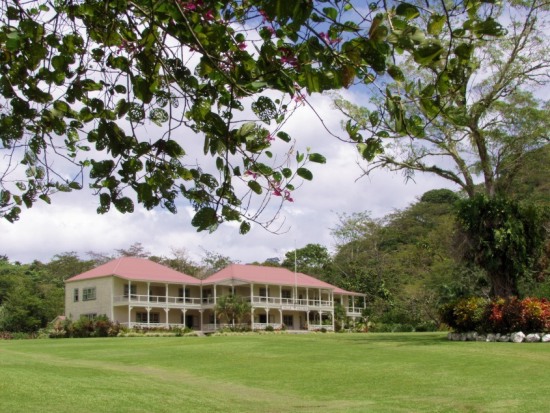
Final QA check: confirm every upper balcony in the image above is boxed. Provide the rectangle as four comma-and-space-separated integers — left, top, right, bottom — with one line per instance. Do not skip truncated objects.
113, 294, 203, 309
113, 294, 335, 311
249, 296, 333, 311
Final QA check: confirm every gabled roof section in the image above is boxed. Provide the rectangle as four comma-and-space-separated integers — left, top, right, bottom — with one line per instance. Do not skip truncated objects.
205, 264, 363, 295
65, 257, 200, 284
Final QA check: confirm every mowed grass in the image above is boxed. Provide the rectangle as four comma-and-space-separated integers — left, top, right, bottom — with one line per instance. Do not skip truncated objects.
1, 333, 549, 413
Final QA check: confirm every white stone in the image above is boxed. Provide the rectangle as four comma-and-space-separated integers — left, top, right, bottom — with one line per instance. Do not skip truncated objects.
451, 333, 462, 341
525, 333, 541, 343
486, 333, 497, 342
466, 332, 478, 341
511, 332, 525, 343
476, 334, 487, 342
542, 334, 550, 343
498, 334, 511, 342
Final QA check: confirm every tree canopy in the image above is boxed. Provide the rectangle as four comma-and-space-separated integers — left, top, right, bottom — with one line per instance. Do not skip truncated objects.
1, 0, 531, 233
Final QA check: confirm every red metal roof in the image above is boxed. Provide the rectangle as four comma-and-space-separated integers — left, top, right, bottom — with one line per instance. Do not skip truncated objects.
204, 264, 363, 295
65, 257, 201, 284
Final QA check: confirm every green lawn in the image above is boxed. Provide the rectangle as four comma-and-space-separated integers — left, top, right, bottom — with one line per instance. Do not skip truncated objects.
1, 333, 548, 412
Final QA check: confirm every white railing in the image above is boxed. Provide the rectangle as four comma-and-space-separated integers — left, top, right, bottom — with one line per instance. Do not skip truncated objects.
346, 308, 363, 316
249, 296, 332, 308
122, 322, 187, 329
113, 294, 337, 310
113, 295, 203, 307
308, 324, 334, 331
252, 323, 283, 330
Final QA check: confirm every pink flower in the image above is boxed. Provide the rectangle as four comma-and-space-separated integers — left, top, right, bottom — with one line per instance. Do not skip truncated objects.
245, 170, 258, 179
238, 42, 247, 51
319, 32, 342, 45
204, 9, 214, 21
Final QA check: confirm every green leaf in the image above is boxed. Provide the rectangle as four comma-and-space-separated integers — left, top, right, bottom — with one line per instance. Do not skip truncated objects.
395, 3, 420, 21
308, 153, 326, 164
192, 207, 218, 231
113, 196, 134, 213
238, 122, 256, 138
277, 131, 291, 143
387, 65, 405, 82
413, 43, 444, 65
297, 167, 313, 180
248, 180, 262, 194
252, 96, 277, 124
323, 7, 338, 21
357, 138, 383, 161
427, 14, 446, 36
239, 221, 251, 235
39, 194, 51, 204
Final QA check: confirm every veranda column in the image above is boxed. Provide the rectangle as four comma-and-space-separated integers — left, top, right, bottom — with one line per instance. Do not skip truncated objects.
265, 308, 269, 327
165, 283, 168, 304
164, 308, 169, 328
318, 310, 323, 328
352, 296, 355, 314
250, 283, 254, 304
199, 309, 204, 331
250, 308, 255, 330
279, 309, 282, 328
146, 307, 151, 327
182, 309, 187, 328
306, 310, 310, 330
128, 305, 133, 328
331, 311, 335, 331
147, 282, 150, 304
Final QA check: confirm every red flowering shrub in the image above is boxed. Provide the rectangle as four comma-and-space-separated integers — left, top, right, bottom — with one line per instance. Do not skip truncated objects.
441, 297, 550, 334
521, 298, 550, 332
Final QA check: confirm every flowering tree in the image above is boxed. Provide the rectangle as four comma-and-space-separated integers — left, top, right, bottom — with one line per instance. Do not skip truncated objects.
0, 0, 520, 233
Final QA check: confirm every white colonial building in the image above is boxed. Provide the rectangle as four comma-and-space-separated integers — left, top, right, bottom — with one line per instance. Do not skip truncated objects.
65, 257, 366, 332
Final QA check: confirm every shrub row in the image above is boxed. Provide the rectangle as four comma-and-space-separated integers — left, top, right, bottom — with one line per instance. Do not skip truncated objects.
47, 315, 121, 338
440, 297, 550, 334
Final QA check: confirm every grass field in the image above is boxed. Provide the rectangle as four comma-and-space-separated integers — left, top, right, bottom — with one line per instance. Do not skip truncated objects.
1, 332, 549, 413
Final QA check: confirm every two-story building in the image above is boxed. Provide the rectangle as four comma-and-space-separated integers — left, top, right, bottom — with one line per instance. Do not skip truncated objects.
65, 257, 366, 332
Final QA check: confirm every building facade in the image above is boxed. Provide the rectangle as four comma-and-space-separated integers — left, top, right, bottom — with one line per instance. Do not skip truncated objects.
65, 257, 366, 332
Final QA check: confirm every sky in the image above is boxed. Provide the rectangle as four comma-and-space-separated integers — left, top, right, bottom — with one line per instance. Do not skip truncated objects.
0, 91, 454, 265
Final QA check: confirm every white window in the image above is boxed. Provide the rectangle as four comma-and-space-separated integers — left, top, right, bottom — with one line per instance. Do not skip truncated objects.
281, 290, 292, 299
73, 288, 79, 302
81, 313, 97, 320
82, 287, 96, 301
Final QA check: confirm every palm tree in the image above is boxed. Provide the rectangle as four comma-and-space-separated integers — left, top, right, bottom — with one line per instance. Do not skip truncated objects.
215, 295, 252, 329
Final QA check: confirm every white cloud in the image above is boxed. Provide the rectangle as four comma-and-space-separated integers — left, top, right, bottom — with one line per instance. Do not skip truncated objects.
0, 91, 458, 266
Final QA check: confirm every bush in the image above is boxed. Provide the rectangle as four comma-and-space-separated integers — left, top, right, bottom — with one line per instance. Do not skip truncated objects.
441, 297, 550, 334
264, 325, 274, 332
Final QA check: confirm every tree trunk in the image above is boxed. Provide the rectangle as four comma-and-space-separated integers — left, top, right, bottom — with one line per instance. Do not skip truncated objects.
488, 272, 519, 298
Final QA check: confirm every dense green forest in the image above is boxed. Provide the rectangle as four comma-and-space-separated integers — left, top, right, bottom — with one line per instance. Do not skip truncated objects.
1, 146, 548, 333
